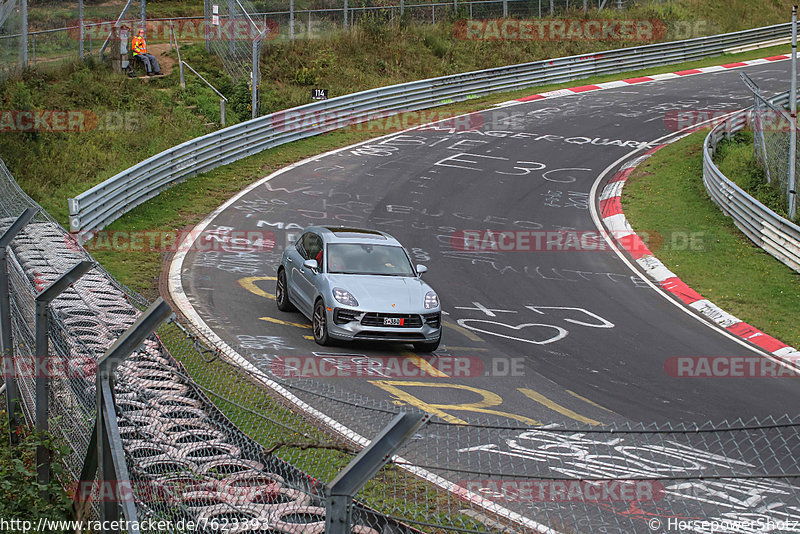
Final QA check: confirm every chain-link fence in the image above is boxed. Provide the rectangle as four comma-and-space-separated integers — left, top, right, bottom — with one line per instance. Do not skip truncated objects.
3, 150, 800, 532
747, 76, 799, 220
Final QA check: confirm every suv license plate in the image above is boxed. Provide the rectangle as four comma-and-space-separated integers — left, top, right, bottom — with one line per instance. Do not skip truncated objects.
384, 318, 404, 326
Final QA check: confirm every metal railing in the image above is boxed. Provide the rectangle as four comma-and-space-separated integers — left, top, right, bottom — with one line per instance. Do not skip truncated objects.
703, 90, 800, 274
68, 22, 793, 240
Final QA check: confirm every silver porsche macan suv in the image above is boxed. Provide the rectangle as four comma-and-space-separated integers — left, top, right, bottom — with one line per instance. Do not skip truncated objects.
276, 226, 442, 352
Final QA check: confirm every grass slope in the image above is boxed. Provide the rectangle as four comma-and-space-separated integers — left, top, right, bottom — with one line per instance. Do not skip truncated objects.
622, 131, 800, 348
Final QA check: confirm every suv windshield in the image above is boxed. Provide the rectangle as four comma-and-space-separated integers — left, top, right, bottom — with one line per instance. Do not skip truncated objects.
327, 244, 415, 276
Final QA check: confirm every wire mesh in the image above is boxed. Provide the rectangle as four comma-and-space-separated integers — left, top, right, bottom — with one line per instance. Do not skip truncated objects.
749, 81, 795, 215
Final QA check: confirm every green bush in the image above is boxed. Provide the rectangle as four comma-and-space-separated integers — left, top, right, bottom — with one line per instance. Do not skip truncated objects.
0, 417, 72, 522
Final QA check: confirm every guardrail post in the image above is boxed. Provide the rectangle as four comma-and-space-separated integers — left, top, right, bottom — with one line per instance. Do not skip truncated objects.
325, 412, 428, 534
220, 99, 226, 126
0, 207, 37, 446
73, 298, 171, 531
34, 261, 94, 496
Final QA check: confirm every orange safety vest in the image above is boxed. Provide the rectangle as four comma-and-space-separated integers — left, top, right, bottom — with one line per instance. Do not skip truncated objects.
132, 35, 146, 56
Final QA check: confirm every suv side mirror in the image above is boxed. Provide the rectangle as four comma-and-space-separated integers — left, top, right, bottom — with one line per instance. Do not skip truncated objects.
416, 265, 428, 275
303, 259, 319, 272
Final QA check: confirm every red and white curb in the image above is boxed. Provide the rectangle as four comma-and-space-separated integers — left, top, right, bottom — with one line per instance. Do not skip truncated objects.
496, 55, 790, 106
599, 145, 800, 365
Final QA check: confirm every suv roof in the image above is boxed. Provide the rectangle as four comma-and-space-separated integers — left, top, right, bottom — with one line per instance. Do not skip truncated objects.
309, 226, 401, 245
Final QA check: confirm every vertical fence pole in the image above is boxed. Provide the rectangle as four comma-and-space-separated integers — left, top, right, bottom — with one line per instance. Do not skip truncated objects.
549, 0, 554, 16
220, 98, 226, 126
204, 0, 210, 52
344, 0, 348, 29
34, 261, 94, 496
0, 208, 37, 446
140, 0, 146, 35
400, 0, 404, 17
251, 35, 261, 119
790, 5, 798, 220
79, 0, 85, 60
290, 0, 295, 40
325, 412, 428, 534
502, 0, 507, 17
308, 10, 312, 38
20, 0, 28, 69
31, 34, 35, 67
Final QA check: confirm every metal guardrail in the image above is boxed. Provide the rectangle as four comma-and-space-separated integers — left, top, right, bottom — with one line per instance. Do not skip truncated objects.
68, 23, 793, 241
703, 90, 800, 274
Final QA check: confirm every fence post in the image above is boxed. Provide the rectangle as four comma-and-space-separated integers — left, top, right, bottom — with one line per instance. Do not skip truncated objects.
290, 0, 295, 40
502, 0, 507, 18
251, 35, 261, 119
20, 0, 28, 69
74, 298, 171, 531
34, 260, 94, 496
344, 0, 348, 30
79, 0, 85, 60
400, 0, 404, 17
790, 4, 798, 220
549, 0, 554, 16
0, 208, 37, 446
31, 34, 35, 67
140, 0, 146, 35
220, 98, 226, 126
325, 412, 428, 534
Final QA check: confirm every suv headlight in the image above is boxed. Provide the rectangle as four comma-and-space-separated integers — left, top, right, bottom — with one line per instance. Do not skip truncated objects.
424, 291, 439, 309
333, 287, 359, 307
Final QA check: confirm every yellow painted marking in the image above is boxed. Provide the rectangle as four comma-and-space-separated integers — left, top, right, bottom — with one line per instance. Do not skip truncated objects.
401, 351, 448, 378
566, 389, 614, 412
368, 381, 540, 426
303, 335, 314, 340
443, 319, 483, 342
259, 316, 311, 329
238, 276, 277, 300
517, 388, 601, 426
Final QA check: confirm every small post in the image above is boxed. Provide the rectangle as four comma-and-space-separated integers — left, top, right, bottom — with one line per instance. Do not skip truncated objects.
549, 0, 554, 16
790, 5, 798, 220
79, 0, 85, 60
400, 0, 404, 17
308, 10, 312, 38
220, 98, 226, 126
325, 412, 428, 534
204, 0, 210, 52
290, 0, 295, 41
0, 208, 37, 446
31, 34, 36, 67
251, 35, 261, 119
344, 0, 348, 30
502, 0, 507, 17
140, 0, 146, 34
20, 0, 28, 69
34, 260, 94, 495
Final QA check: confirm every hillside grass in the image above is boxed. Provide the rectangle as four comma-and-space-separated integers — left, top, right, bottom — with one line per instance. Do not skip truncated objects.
622, 131, 800, 349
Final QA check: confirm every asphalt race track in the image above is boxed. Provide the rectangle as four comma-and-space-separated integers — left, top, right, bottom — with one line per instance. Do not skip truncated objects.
172, 59, 800, 429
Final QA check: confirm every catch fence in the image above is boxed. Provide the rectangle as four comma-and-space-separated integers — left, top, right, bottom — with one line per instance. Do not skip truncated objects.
3, 156, 800, 532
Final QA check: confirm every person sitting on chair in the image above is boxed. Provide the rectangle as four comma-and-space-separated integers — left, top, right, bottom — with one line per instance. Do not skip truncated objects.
131, 29, 162, 76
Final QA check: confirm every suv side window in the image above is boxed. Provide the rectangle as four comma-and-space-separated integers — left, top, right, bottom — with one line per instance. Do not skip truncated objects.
295, 234, 308, 259
303, 233, 323, 264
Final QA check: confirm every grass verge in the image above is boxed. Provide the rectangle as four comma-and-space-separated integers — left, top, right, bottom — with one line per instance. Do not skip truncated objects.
622, 131, 800, 349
